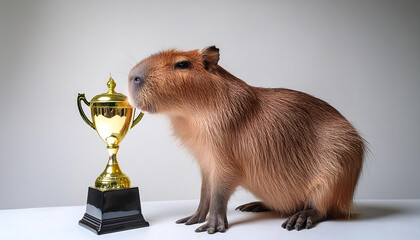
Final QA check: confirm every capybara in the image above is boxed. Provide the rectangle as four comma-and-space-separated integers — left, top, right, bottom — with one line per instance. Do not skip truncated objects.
127, 46, 365, 234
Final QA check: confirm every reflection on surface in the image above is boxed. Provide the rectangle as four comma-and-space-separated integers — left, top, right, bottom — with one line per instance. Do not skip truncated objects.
91, 107, 134, 146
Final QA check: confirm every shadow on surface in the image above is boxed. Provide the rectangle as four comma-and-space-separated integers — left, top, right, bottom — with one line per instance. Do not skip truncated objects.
144, 201, 408, 229
229, 202, 406, 228
229, 211, 282, 228
351, 203, 405, 221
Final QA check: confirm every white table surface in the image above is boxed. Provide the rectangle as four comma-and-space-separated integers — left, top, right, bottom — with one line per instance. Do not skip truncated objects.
0, 199, 419, 240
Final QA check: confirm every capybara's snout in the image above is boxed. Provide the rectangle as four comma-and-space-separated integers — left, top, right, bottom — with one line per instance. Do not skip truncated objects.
127, 63, 146, 109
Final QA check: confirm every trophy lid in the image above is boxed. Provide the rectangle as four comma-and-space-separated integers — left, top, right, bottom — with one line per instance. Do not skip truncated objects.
90, 76, 128, 103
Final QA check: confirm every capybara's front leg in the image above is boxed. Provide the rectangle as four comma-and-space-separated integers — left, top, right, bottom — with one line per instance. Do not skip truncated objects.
176, 172, 210, 225
194, 177, 236, 234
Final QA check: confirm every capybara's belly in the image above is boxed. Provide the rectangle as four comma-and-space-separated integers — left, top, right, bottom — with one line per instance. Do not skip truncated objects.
241, 166, 308, 214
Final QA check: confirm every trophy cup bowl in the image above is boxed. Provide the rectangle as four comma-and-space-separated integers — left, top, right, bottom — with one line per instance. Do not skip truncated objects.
77, 76, 149, 234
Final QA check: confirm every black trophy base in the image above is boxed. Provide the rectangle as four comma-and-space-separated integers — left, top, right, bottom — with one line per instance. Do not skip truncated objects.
79, 187, 149, 235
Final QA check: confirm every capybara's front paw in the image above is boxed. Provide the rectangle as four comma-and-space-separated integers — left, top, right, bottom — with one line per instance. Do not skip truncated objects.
195, 216, 228, 234
281, 209, 324, 231
176, 212, 207, 225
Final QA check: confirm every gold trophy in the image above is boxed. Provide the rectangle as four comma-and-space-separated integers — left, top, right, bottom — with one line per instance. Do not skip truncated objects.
77, 76, 149, 234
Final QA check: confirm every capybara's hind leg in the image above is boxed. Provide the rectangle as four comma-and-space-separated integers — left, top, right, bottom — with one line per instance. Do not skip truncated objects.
281, 209, 324, 231
235, 201, 270, 212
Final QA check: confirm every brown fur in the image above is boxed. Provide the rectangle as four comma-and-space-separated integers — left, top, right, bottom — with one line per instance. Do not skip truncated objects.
128, 46, 365, 232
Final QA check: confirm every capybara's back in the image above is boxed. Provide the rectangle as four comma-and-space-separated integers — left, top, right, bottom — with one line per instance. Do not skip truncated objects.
239, 86, 364, 219
128, 46, 365, 233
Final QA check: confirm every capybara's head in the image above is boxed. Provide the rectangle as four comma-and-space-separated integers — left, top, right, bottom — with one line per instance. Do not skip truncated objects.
128, 46, 221, 114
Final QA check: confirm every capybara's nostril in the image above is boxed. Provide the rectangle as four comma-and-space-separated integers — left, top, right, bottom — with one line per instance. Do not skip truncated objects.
132, 76, 144, 85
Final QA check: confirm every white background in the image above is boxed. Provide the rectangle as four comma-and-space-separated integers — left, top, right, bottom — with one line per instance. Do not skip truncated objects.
0, 0, 419, 209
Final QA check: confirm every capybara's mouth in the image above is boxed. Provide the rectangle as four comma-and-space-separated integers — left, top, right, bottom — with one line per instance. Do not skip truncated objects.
127, 91, 153, 113
138, 101, 155, 113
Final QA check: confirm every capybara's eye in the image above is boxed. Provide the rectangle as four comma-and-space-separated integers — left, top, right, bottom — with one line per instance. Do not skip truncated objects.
174, 61, 190, 69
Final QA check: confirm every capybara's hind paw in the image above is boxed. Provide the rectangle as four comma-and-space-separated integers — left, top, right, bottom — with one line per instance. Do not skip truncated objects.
281, 209, 324, 231
195, 217, 228, 234
235, 201, 270, 212
176, 213, 206, 225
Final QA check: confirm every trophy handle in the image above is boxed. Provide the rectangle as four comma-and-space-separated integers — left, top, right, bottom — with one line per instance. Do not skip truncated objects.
131, 111, 144, 129
77, 93, 95, 130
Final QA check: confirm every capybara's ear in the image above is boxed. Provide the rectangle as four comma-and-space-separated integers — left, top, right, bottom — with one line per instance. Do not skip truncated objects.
201, 46, 220, 72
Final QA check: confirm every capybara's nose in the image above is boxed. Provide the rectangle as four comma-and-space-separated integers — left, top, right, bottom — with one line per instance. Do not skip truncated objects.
128, 71, 145, 108
130, 75, 144, 86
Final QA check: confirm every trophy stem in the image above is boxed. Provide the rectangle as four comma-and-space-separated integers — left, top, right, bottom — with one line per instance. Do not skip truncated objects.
106, 146, 120, 166
94, 145, 131, 190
